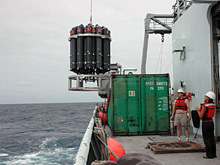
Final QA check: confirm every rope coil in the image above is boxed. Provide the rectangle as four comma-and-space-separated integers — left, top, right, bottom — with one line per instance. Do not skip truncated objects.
93, 117, 119, 161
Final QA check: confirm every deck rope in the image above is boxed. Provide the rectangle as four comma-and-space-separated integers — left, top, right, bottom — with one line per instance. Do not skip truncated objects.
94, 117, 119, 160
94, 118, 109, 160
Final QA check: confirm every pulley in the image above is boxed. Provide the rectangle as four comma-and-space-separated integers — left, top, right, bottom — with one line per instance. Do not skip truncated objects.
161, 34, 164, 43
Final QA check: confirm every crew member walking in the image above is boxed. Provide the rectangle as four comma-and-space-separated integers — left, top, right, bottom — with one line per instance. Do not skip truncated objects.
171, 89, 191, 141
196, 91, 217, 159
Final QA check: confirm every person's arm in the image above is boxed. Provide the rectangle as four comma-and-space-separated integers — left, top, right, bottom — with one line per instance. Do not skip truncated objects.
170, 100, 176, 120
185, 99, 191, 120
196, 105, 206, 118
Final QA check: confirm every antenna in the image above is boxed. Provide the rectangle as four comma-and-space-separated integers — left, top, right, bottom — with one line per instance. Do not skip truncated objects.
90, 0, 93, 24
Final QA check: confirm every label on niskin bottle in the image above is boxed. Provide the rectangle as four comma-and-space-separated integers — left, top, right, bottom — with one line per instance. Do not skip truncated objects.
129, 91, 135, 96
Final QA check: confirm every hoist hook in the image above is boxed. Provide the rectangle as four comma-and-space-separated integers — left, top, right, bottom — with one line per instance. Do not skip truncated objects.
161, 34, 164, 43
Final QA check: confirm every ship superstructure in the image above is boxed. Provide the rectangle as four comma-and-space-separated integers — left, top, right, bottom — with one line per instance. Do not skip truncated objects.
171, 0, 220, 137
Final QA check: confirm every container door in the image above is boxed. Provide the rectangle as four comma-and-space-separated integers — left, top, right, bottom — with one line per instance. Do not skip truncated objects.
141, 77, 157, 133
113, 77, 128, 134
155, 77, 169, 133
126, 77, 140, 134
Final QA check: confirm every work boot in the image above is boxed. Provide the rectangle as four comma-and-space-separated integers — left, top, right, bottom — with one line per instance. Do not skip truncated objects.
203, 155, 214, 159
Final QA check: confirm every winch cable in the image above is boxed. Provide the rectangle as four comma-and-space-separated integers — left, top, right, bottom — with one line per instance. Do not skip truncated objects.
164, 60, 173, 72
156, 35, 164, 73
159, 42, 164, 73
155, 43, 162, 73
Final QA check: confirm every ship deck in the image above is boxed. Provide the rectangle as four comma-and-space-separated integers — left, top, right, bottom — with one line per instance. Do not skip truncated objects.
113, 135, 220, 165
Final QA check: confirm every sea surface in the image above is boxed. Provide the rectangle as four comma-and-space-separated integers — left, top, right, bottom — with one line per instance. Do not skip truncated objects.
0, 102, 97, 165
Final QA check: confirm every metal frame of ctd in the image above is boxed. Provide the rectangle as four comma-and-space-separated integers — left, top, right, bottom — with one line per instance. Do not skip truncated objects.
68, 74, 112, 91
68, 33, 112, 41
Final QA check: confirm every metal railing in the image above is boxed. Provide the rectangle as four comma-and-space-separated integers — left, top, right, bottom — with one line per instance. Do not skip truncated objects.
73, 109, 96, 165
173, 0, 193, 22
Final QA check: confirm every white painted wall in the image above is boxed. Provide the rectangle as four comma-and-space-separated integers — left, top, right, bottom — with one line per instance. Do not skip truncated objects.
172, 3, 212, 135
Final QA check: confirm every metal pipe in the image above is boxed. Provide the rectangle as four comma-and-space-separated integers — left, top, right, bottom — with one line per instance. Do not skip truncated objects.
141, 14, 151, 74
69, 33, 112, 41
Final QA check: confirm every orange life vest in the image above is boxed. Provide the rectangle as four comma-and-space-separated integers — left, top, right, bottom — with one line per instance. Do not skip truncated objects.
199, 103, 216, 120
175, 98, 187, 110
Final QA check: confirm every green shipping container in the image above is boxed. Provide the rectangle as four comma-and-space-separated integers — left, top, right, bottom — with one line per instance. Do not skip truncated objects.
108, 74, 170, 135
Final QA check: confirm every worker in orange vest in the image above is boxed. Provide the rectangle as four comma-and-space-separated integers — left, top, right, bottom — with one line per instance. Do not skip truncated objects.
196, 91, 216, 159
171, 89, 191, 141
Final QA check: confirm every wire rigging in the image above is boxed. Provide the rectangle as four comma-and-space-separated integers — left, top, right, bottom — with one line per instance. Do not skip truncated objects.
156, 35, 164, 73
164, 60, 173, 72
159, 42, 164, 73
90, 0, 93, 24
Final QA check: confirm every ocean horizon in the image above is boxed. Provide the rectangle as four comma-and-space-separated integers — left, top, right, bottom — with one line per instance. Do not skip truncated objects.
0, 102, 98, 164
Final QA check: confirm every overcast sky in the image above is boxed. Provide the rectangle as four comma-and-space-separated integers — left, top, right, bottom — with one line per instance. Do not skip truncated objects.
0, 0, 174, 104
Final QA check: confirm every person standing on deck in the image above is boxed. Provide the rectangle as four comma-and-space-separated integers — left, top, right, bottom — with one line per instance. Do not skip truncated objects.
196, 91, 217, 159
170, 89, 191, 141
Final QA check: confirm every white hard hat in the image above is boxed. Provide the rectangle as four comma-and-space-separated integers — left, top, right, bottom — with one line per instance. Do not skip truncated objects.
177, 89, 184, 93
205, 91, 215, 100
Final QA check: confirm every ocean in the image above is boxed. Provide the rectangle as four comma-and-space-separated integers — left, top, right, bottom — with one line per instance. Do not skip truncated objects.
0, 102, 97, 165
